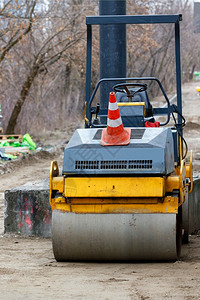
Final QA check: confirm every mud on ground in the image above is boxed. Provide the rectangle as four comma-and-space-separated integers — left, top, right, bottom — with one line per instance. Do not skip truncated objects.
0, 83, 200, 299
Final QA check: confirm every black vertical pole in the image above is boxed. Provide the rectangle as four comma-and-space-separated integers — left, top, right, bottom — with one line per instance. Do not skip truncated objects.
99, 0, 126, 114
85, 25, 92, 126
175, 21, 182, 135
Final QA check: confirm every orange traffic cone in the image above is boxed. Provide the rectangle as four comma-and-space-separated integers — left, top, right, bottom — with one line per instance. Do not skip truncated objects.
101, 91, 131, 146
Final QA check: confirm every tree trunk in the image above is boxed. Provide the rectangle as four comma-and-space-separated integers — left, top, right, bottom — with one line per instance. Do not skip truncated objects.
189, 64, 196, 81
6, 64, 40, 134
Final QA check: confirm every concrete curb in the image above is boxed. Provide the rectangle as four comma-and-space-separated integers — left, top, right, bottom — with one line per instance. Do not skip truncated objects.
4, 179, 51, 237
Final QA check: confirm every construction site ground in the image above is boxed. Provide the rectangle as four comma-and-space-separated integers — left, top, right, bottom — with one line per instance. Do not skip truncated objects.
0, 81, 200, 299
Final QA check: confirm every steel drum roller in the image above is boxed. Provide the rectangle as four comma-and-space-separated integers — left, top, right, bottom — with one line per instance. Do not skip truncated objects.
52, 210, 181, 261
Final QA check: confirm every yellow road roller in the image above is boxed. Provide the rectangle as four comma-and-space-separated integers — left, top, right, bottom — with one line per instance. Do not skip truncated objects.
49, 14, 193, 261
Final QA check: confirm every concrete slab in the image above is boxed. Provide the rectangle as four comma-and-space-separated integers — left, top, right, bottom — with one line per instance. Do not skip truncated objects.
4, 179, 51, 237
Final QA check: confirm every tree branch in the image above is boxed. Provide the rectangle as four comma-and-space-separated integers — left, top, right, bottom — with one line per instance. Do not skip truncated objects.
0, 0, 37, 63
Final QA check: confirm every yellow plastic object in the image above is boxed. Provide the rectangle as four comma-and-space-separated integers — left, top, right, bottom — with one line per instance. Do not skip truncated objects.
118, 101, 146, 116
84, 102, 89, 125
196, 87, 200, 93
63, 177, 165, 198
49, 161, 59, 205
179, 159, 187, 204
186, 150, 193, 193
118, 102, 145, 107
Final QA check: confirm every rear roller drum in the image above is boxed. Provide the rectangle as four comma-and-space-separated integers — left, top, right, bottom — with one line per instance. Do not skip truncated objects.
52, 210, 182, 261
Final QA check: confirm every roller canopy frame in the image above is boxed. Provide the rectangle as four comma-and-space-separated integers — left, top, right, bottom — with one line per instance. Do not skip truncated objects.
85, 14, 182, 133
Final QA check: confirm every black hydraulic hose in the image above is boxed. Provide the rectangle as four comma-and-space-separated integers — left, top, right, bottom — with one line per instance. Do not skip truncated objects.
171, 104, 187, 159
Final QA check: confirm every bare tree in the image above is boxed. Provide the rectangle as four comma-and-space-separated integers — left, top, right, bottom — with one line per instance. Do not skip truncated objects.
4, 0, 86, 133
0, 0, 37, 63
0, 0, 198, 134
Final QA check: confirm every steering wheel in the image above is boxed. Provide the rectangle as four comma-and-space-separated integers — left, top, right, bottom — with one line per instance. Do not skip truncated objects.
113, 83, 147, 101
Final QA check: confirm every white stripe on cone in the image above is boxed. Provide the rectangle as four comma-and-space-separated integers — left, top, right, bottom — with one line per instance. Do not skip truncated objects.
107, 117, 122, 128
108, 102, 119, 111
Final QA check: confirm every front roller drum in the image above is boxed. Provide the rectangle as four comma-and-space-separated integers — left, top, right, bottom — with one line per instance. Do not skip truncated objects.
52, 210, 182, 261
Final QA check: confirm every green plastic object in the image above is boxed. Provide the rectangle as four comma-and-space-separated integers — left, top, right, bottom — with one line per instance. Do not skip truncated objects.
0, 141, 9, 147
11, 141, 21, 147
0, 133, 36, 157
194, 71, 200, 81
0, 133, 36, 160
5, 153, 17, 159
22, 133, 36, 150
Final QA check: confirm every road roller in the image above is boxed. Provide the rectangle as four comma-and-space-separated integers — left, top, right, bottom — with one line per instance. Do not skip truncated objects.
49, 14, 193, 261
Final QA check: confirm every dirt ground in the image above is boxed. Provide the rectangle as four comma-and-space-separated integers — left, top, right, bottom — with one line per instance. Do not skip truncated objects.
0, 82, 200, 299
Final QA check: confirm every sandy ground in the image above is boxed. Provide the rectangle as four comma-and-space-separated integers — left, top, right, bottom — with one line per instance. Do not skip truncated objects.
0, 82, 200, 299
0, 235, 199, 300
